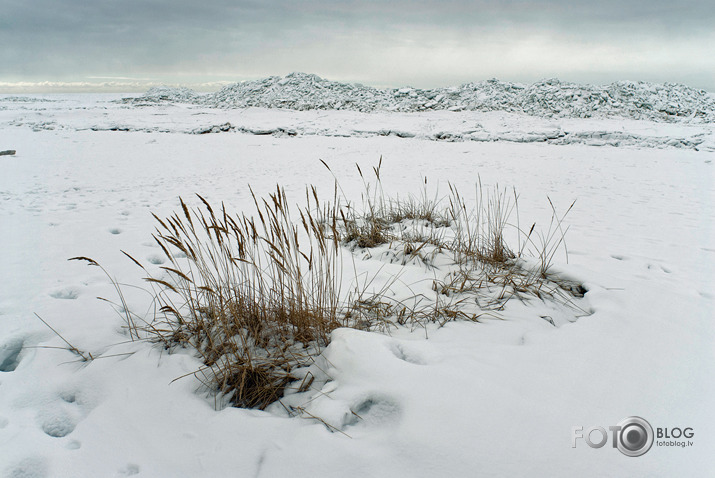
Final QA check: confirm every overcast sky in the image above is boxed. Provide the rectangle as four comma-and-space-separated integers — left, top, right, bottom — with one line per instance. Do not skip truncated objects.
1, 0, 713, 92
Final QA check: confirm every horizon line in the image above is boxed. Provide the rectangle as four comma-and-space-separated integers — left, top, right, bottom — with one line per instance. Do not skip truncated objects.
1, 74, 713, 95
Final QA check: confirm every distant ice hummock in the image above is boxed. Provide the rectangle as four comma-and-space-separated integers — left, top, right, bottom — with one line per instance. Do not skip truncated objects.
130, 72, 715, 123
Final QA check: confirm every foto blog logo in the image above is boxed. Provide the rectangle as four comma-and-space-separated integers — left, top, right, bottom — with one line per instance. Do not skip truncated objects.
572, 416, 654, 457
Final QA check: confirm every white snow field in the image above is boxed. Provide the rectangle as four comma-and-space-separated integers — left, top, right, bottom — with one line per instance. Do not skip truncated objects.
1, 77, 714, 477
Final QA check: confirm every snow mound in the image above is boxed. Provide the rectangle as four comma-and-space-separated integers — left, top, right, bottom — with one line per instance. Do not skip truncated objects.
134, 85, 200, 104
125, 72, 715, 123
0, 96, 57, 103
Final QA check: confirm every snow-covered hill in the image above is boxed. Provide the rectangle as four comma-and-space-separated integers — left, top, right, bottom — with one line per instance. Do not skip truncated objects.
128, 72, 715, 123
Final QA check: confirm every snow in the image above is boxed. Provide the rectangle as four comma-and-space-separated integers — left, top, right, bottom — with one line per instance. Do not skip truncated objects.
0, 84, 714, 477
125, 72, 715, 123
3, 92, 713, 151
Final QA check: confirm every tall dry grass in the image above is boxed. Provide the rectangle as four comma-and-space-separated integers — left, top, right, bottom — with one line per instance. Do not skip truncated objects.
131, 188, 353, 408
79, 160, 585, 410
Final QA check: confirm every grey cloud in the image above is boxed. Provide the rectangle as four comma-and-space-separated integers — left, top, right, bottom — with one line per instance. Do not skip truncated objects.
1, 1, 713, 89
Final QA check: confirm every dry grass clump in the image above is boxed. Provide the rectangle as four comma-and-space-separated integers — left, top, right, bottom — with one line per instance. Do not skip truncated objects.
325, 161, 581, 318
81, 159, 585, 410
330, 158, 450, 249
129, 188, 347, 409
434, 178, 581, 313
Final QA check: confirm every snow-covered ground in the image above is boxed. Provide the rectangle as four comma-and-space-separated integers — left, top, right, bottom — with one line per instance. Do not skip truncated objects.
0, 88, 713, 477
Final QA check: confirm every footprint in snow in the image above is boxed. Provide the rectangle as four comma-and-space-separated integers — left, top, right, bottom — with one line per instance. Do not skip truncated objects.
345, 396, 402, 429
646, 263, 672, 274
4, 456, 48, 478
66, 440, 81, 450
389, 341, 427, 365
49, 288, 79, 300
0, 338, 25, 372
108, 227, 123, 235
40, 409, 77, 438
146, 254, 165, 265
117, 464, 141, 477
36, 386, 100, 439
59, 390, 77, 404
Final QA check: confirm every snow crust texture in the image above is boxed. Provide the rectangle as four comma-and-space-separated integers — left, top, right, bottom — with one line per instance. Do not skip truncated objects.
131, 72, 715, 123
